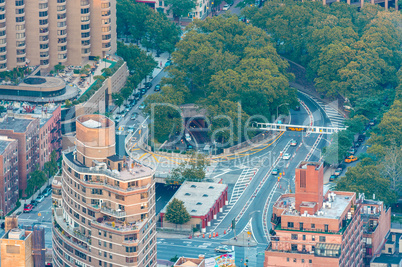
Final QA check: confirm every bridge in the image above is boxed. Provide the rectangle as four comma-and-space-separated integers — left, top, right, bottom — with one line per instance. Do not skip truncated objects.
254, 122, 346, 134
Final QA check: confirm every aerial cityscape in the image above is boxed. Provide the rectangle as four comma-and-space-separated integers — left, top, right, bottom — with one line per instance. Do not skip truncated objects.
0, 0, 401, 266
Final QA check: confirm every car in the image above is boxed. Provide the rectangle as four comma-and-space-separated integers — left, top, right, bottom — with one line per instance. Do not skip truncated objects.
140, 88, 147, 95
139, 103, 146, 110
348, 148, 356, 155
128, 126, 135, 133
125, 107, 130, 113
222, 4, 230, 10
214, 246, 233, 253
294, 105, 301, 111
354, 142, 361, 148
334, 168, 342, 176
30, 200, 38, 207
154, 84, 161, 91
134, 93, 141, 100
131, 113, 138, 120
272, 168, 279, 175
345, 155, 358, 163
290, 140, 297, 146
44, 188, 52, 197
165, 60, 171, 67
185, 133, 191, 142
369, 120, 376, 126
358, 134, 365, 142
329, 175, 337, 181
144, 82, 152, 89
130, 99, 137, 105
282, 153, 291, 160
35, 195, 44, 203
115, 115, 122, 123
23, 204, 34, 213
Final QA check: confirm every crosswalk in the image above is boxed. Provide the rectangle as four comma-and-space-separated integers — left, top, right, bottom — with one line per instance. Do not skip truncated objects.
307, 95, 345, 128
229, 168, 258, 205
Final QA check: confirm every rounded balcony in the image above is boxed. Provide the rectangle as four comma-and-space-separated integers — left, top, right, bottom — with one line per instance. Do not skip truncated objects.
58, 53, 68, 63
0, 57, 7, 64
39, 28, 49, 36
80, 27, 90, 34
40, 60, 50, 68
0, 22, 5, 31
57, 7, 66, 14
39, 6, 49, 12
0, 64, 7, 72
39, 37, 49, 44
0, 48, 6, 55
40, 46, 50, 53
40, 54, 50, 61
81, 43, 91, 50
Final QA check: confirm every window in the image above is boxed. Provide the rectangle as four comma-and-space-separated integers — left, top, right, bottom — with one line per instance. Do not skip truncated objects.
16, 1, 24, 7
293, 258, 296, 262
324, 224, 328, 232
16, 32, 25, 39
291, 234, 298, 240
300, 171, 306, 188
126, 247, 137, 253
312, 235, 315, 241
81, 24, 90, 30
311, 223, 315, 229
141, 193, 148, 199
299, 222, 303, 230
302, 235, 306, 240
287, 258, 289, 262
15, 17, 25, 22
39, 11, 48, 17
39, 3, 48, 9
309, 260, 312, 263
319, 236, 326, 242
81, 16, 90, 22
81, 8, 89, 14
301, 259, 304, 263
40, 43, 49, 50
287, 222, 294, 228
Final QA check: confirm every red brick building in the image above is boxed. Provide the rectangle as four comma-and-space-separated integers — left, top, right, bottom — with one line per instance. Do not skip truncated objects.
0, 114, 39, 195
361, 198, 391, 266
0, 137, 19, 216
265, 161, 364, 267
160, 181, 228, 233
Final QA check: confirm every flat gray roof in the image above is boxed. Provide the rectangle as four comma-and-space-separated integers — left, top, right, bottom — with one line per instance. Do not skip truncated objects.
0, 138, 14, 155
161, 181, 227, 217
0, 117, 35, 133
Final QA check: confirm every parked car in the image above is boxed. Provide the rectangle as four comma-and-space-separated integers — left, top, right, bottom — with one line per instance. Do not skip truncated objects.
131, 112, 138, 120
144, 82, 152, 89
290, 139, 297, 146
128, 126, 135, 133
134, 93, 141, 101
354, 142, 361, 148
154, 84, 161, 91
345, 155, 358, 163
358, 134, 365, 142
139, 103, 146, 110
215, 246, 233, 253
125, 107, 130, 113
44, 188, 52, 197
329, 175, 337, 181
334, 168, 342, 176
369, 119, 376, 126
30, 200, 38, 207
35, 195, 44, 203
282, 153, 291, 160
272, 168, 279, 175
140, 88, 147, 95
115, 115, 122, 123
165, 60, 172, 67
222, 4, 230, 10
23, 204, 34, 213
348, 148, 356, 155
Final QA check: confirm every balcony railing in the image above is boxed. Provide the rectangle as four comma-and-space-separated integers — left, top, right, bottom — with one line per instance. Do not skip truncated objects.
100, 204, 126, 218
53, 211, 90, 243
92, 220, 138, 232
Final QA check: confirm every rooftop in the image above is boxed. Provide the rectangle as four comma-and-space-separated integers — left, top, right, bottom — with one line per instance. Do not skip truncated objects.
372, 254, 402, 264
0, 116, 36, 133
161, 181, 227, 217
0, 136, 15, 155
1, 228, 30, 241
64, 151, 153, 182
10, 103, 60, 127
283, 191, 354, 220
82, 119, 102, 129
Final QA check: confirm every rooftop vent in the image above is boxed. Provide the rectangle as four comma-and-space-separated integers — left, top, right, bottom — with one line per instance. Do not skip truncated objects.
196, 202, 202, 205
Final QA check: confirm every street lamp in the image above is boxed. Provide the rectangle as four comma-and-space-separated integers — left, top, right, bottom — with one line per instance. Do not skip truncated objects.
276, 103, 290, 121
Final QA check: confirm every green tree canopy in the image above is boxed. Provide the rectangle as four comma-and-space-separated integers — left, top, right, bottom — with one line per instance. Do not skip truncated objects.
167, 152, 210, 185
165, 198, 191, 225
164, 0, 197, 18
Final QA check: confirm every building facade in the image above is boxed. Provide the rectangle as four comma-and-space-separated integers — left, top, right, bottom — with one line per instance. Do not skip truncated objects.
1, 0, 117, 71
160, 181, 228, 233
361, 198, 391, 266
0, 227, 33, 267
0, 114, 40, 195
0, 136, 19, 216
265, 161, 364, 267
52, 114, 156, 267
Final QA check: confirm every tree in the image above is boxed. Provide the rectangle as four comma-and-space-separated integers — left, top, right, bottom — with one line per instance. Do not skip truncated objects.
164, 0, 196, 20
25, 167, 47, 197
44, 150, 58, 179
112, 93, 124, 111
54, 64, 65, 73
336, 162, 397, 206
165, 198, 191, 225
167, 152, 210, 185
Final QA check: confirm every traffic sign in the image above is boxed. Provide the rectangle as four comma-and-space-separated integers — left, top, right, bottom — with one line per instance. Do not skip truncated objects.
38, 213, 41, 217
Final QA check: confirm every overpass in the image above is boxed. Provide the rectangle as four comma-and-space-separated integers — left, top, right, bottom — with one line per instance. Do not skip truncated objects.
254, 122, 346, 134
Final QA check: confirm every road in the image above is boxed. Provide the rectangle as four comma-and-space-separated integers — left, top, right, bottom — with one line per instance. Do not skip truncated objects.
15, 192, 54, 248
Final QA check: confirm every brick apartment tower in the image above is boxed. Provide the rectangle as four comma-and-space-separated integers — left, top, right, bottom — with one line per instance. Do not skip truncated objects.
1, 0, 116, 71
0, 137, 19, 216
265, 161, 364, 267
52, 114, 157, 267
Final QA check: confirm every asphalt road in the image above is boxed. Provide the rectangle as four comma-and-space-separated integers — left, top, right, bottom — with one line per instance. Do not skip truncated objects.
17, 192, 53, 248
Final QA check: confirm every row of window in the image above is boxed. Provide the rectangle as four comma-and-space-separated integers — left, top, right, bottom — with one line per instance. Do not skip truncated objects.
291, 233, 325, 242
